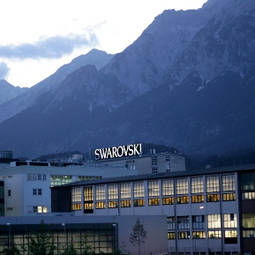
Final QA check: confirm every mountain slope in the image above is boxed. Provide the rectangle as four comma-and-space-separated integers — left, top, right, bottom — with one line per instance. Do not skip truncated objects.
0, 80, 27, 105
0, 49, 113, 123
0, 0, 255, 157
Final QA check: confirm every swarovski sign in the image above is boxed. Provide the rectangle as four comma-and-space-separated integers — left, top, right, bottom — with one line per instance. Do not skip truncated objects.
95, 143, 142, 160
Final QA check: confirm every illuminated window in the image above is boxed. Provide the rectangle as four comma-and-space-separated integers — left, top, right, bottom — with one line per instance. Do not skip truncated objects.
133, 199, 144, 207
242, 214, 255, 228
168, 232, 175, 240
72, 187, 81, 202
120, 183, 131, 199
177, 216, 189, 230
37, 206, 48, 214
50, 175, 72, 187
120, 200, 131, 208
242, 192, 255, 200
72, 203, 81, 211
84, 187, 93, 201
224, 230, 237, 244
108, 201, 118, 208
207, 176, 219, 193
95, 202, 105, 209
192, 231, 206, 239
208, 214, 221, 229
207, 194, 220, 202
177, 196, 189, 204
133, 182, 144, 198
222, 175, 235, 192
222, 193, 236, 201
162, 179, 174, 196
176, 178, 188, 195
84, 203, 93, 210
178, 231, 190, 239
148, 181, 159, 197
191, 177, 204, 193
162, 197, 174, 205
148, 198, 160, 206
108, 184, 118, 200
192, 195, 204, 203
224, 214, 237, 228
243, 230, 255, 238
96, 185, 105, 201
208, 230, 222, 239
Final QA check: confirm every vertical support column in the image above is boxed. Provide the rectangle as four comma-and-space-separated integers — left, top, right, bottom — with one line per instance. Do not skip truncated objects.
81, 186, 84, 215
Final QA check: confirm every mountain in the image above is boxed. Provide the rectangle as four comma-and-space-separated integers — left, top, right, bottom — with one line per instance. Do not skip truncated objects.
0, 49, 113, 123
0, 80, 27, 105
0, 0, 255, 157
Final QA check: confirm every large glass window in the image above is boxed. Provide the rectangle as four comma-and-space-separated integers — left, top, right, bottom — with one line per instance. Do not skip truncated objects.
148, 181, 159, 197
162, 179, 174, 196
177, 216, 189, 230
72, 187, 81, 202
208, 230, 221, 239
243, 230, 255, 238
191, 177, 204, 193
120, 183, 131, 199
208, 214, 221, 229
242, 214, 255, 228
240, 173, 255, 191
96, 185, 106, 201
222, 175, 235, 192
167, 217, 176, 230
192, 231, 206, 239
224, 214, 237, 228
133, 182, 144, 198
192, 195, 204, 203
162, 197, 174, 205
120, 200, 131, 208
168, 232, 175, 240
176, 178, 188, 195
148, 198, 160, 206
192, 215, 205, 229
207, 176, 219, 193
133, 199, 144, 207
51, 175, 72, 187
222, 193, 236, 201
108, 184, 118, 200
242, 192, 255, 200
207, 194, 220, 202
224, 230, 237, 244
84, 187, 93, 202
178, 231, 190, 239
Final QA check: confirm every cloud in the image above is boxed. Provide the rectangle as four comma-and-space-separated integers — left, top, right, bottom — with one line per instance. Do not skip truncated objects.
0, 33, 98, 59
0, 62, 10, 79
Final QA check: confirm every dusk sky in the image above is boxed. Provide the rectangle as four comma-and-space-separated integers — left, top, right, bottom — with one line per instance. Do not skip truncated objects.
0, 0, 207, 87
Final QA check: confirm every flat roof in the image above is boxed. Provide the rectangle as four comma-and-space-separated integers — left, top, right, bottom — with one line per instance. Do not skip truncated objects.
0, 164, 138, 178
56, 163, 255, 188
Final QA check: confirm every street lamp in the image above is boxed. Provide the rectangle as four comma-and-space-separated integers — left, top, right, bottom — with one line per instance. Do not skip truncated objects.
6, 222, 11, 250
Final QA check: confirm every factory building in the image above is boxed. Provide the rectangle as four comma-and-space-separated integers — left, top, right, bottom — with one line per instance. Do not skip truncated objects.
52, 165, 255, 254
0, 161, 137, 216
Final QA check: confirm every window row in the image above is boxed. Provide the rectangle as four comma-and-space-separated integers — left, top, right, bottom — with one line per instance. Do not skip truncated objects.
167, 214, 237, 230
71, 175, 236, 203
168, 230, 237, 243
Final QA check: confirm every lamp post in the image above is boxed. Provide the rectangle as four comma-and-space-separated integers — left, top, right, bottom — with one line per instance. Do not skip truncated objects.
6, 222, 11, 250
62, 223, 67, 246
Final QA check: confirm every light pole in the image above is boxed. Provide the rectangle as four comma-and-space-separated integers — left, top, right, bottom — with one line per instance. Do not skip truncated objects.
62, 223, 67, 247
6, 222, 11, 250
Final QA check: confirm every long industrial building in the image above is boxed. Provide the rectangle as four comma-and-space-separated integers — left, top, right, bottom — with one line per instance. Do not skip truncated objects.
52, 164, 255, 255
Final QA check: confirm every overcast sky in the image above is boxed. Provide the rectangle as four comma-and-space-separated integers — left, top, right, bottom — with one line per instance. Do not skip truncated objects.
0, 0, 207, 87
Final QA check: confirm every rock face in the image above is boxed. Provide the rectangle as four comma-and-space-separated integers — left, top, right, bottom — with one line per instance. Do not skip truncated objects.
0, 80, 27, 105
0, 49, 113, 123
0, 0, 255, 157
